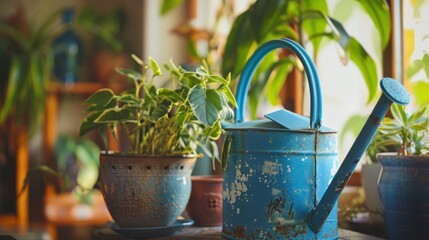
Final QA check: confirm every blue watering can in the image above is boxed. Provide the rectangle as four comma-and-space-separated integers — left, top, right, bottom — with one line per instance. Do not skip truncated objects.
222, 38, 410, 239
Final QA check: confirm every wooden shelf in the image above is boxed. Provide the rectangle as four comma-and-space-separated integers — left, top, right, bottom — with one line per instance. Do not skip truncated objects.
48, 82, 105, 95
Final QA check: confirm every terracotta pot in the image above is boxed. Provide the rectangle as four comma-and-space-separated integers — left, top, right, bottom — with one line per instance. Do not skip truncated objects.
186, 175, 223, 226
91, 50, 129, 82
99, 153, 196, 228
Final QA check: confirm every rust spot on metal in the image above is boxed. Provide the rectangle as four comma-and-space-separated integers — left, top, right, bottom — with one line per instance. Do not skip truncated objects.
229, 225, 247, 238
335, 171, 352, 193
288, 202, 294, 217
266, 192, 286, 219
275, 223, 307, 238
371, 114, 381, 125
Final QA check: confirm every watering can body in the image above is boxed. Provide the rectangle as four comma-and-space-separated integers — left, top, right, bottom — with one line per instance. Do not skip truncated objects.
222, 38, 411, 239
222, 121, 338, 239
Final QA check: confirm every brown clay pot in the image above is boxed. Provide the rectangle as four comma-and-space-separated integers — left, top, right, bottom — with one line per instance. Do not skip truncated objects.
91, 50, 129, 82
186, 175, 223, 226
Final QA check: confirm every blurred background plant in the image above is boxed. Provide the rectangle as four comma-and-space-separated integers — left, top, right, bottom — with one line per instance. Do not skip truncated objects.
19, 135, 100, 204
161, 0, 391, 120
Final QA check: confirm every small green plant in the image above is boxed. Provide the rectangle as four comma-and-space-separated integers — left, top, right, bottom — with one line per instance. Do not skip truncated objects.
378, 104, 429, 156
79, 55, 236, 160
19, 135, 100, 203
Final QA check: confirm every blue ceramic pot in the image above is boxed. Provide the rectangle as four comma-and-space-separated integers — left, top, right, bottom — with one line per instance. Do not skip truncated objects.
377, 153, 429, 240
99, 153, 196, 227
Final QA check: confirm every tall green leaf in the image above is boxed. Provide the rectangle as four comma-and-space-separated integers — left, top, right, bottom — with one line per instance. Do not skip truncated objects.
302, 0, 329, 55
347, 37, 378, 103
249, 0, 286, 42
355, 0, 391, 48
265, 60, 294, 106
221, 11, 254, 77
0, 57, 24, 124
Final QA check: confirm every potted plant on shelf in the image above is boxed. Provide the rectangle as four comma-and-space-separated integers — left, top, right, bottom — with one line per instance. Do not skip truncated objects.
377, 103, 429, 239
79, 54, 236, 228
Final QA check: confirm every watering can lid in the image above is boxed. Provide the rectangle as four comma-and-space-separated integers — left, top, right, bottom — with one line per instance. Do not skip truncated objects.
265, 109, 333, 132
227, 109, 333, 132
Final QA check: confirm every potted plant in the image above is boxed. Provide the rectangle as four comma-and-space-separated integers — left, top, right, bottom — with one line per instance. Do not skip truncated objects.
75, 6, 129, 83
79, 54, 236, 228
18, 134, 110, 222
0, 8, 65, 133
377, 103, 429, 239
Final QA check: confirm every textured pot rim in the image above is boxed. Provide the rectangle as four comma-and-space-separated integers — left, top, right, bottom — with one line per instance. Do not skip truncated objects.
191, 175, 223, 182
376, 152, 429, 159
377, 152, 429, 166
100, 150, 197, 159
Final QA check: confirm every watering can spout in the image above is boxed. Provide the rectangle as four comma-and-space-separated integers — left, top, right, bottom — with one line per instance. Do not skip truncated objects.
308, 77, 410, 233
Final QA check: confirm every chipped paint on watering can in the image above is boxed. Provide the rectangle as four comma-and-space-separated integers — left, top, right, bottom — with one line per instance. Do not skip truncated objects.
221, 38, 411, 240
222, 121, 338, 239
222, 38, 339, 239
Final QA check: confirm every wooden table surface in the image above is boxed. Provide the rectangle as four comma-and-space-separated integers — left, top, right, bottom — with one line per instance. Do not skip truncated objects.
93, 225, 385, 240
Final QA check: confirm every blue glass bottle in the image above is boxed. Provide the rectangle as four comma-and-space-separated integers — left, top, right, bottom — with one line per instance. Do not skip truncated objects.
52, 8, 83, 84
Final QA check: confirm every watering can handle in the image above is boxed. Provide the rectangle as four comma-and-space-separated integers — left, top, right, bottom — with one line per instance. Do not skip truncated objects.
235, 38, 322, 130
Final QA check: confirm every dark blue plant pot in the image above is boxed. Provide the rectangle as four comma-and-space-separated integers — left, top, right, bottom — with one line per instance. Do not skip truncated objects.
377, 153, 429, 240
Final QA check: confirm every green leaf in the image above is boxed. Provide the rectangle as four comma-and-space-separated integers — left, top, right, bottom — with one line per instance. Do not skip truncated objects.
209, 121, 222, 140
207, 75, 229, 85
188, 85, 221, 127
391, 104, 407, 126
249, 0, 286, 42
355, 0, 391, 49
80, 110, 106, 136
219, 83, 237, 108
221, 134, 232, 171
96, 108, 136, 123
151, 104, 170, 120
131, 54, 144, 66
117, 94, 139, 105
160, 0, 184, 15
221, 11, 255, 77
265, 59, 294, 105
219, 93, 234, 121
0, 57, 25, 124
328, 18, 351, 50
422, 53, 429, 79
84, 88, 115, 106
115, 68, 142, 80
406, 59, 423, 79
302, 0, 329, 54
157, 88, 184, 102
411, 81, 429, 107
346, 37, 378, 103
149, 56, 162, 77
